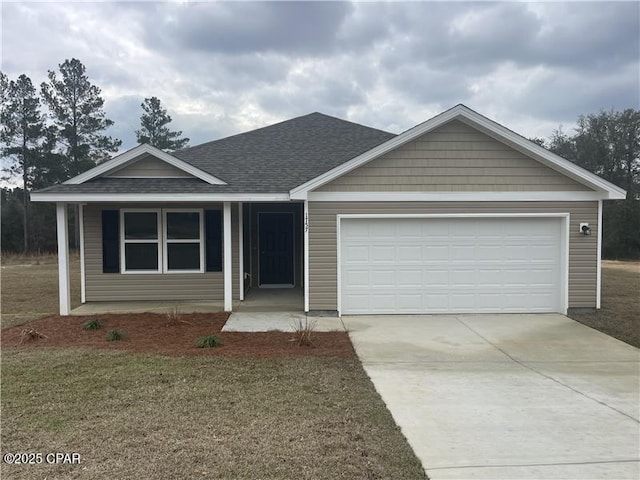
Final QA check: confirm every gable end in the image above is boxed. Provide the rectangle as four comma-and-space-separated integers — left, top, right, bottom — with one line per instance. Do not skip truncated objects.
106, 154, 193, 179
316, 120, 592, 193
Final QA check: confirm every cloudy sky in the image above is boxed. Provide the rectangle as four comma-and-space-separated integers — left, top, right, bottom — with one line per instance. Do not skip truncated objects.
2, 1, 639, 151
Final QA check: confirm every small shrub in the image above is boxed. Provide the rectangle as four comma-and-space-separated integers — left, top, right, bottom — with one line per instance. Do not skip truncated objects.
106, 330, 125, 341
19, 326, 47, 344
83, 318, 102, 330
166, 307, 181, 325
291, 317, 317, 347
196, 334, 222, 348
166, 307, 192, 326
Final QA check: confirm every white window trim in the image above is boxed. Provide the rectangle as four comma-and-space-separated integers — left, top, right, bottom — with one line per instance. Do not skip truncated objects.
121, 208, 162, 274
120, 208, 205, 274
162, 208, 205, 274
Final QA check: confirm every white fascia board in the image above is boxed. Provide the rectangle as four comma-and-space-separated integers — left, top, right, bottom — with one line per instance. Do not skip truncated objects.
454, 113, 627, 199
291, 106, 467, 196
64, 144, 227, 186
30, 192, 291, 203
290, 104, 627, 200
308, 191, 610, 202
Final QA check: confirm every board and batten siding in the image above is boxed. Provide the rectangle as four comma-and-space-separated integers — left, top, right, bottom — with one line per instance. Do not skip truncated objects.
308, 201, 598, 311
83, 203, 240, 302
317, 120, 590, 192
106, 155, 192, 178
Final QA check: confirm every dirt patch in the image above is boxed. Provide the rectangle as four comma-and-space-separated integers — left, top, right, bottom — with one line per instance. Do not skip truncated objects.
0, 312, 354, 358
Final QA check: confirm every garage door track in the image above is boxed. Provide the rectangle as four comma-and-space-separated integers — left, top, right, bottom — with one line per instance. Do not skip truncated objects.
343, 314, 640, 479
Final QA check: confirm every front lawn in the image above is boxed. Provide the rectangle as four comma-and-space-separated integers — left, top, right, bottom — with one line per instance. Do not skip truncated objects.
1, 256, 425, 479
1, 348, 426, 479
1, 253, 81, 329
568, 260, 640, 348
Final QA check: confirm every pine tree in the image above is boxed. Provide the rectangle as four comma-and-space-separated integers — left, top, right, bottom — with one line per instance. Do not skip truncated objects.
136, 96, 189, 151
0, 73, 48, 252
40, 58, 122, 248
40, 58, 121, 176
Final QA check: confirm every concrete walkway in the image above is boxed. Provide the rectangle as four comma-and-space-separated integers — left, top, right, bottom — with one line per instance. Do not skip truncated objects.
343, 314, 640, 480
222, 311, 344, 332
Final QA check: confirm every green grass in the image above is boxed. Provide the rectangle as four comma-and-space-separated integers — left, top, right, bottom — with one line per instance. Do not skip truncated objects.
1, 348, 426, 480
569, 261, 640, 348
1, 253, 81, 328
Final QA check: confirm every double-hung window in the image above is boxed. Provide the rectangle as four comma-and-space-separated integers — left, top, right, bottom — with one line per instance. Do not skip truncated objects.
121, 209, 162, 273
120, 209, 204, 273
163, 209, 204, 273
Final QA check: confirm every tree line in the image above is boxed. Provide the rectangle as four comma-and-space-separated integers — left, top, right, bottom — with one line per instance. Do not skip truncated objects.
532, 109, 639, 259
1, 58, 189, 253
1, 59, 638, 258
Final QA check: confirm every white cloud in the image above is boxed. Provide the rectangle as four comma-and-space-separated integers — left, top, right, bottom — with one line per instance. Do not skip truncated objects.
1, 0, 638, 152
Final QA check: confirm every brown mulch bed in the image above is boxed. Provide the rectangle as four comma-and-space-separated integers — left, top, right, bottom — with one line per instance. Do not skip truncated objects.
0, 312, 354, 358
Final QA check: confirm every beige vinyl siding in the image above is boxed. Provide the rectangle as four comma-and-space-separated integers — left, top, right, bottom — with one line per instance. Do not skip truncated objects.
107, 155, 192, 178
84, 203, 239, 302
317, 121, 591, 192
308, 201, 598, 311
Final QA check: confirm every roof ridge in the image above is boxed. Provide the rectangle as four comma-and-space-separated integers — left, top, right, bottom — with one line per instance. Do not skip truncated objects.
174, 112, 395, 154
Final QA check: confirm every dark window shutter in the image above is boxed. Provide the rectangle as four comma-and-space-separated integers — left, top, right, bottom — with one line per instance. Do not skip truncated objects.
102, 210, 120, 273
205, 210, 222, 272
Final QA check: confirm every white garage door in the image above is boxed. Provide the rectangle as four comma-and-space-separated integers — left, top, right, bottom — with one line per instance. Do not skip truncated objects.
340, 217, 564, 314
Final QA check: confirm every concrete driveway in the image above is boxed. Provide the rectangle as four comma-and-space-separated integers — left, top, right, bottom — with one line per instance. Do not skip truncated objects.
343, 314, 640, 480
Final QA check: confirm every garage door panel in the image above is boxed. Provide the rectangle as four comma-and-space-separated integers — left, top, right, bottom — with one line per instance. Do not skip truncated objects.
371, 270, 396, 286
370, 222, 394, 237
340, 217, 563, 314
476, 269, 502, 285
344, 245, 368, 261
452, 245, 476, 261
398, 269, 422, 286
372, 246, 395, 261
424, 270, 449, 286
398, 245, 422, 261
450, 269, 476, 285
424, 245, 449, 261
370, 294, 396, 310
477, 245, 502, 260
345, 269, 369, 287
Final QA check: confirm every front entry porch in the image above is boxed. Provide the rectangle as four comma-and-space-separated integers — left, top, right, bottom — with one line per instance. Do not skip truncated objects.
53, 199, 309, 316
70, 287, 304, 316
236, 287, 304, 312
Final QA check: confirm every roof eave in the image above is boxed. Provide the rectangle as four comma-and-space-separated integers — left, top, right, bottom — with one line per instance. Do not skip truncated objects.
290, 104, 627, 200
64, 144, 228, 186
30, 192, 291, 203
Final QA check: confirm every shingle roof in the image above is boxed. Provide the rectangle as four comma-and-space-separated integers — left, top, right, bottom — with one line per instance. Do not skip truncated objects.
35, 178, 234, 194
36, 112, 395, 195
172, 112, 395, 192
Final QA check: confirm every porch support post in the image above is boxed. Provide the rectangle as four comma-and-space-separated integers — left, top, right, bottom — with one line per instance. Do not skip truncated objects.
56, 202, 71, 315
596, 199, 603, 309
223, 202, 233, 312
238, 202, 244, 301
79, 203, 86, 304
303, 200, 310, 312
